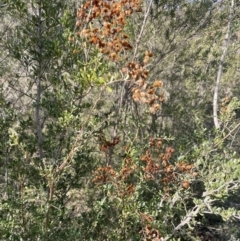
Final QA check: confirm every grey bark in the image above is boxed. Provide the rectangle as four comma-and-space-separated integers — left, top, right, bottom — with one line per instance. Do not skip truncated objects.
213, 0, 234, 129
35, 1, 44, 161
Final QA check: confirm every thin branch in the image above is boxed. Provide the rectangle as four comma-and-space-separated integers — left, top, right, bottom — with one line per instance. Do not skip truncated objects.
163, 179, 238, 240
213, 0, 234, 129
202, 180, 238, 198
0, 3, 7, 8
132, 0, 154, 60
163, 205, 203, 241
149, 0, 215, 74
230, 124, 240, 147
223, 121, 240, 141
35, 0, 44, 165
55, 86, 105, 174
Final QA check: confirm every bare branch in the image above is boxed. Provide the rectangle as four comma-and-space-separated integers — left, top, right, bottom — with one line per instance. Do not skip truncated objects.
163, 205, 203, 241
132, 0, 154, 60
213, 0, 234, 129
35, 0, 44, 164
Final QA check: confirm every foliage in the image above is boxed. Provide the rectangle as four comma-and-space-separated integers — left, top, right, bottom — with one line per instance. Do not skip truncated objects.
0, 0, 240, 241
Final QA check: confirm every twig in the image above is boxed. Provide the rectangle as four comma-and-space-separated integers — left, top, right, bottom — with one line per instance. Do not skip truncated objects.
132, 0, 154, 60
223, 121, 240, 141
202, 180, 238, 198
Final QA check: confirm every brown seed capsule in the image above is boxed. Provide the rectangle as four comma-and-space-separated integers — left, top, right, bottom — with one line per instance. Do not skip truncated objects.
182, 180, 190, 189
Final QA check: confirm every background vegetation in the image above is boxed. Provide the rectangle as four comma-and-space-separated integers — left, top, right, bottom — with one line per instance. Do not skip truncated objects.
0, 0, 240, 240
